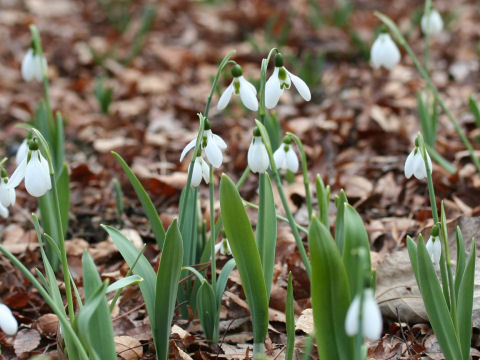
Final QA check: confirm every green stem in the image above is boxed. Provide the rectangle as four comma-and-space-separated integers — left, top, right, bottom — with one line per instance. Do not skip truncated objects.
423, 0, 431, 73
209, 165, 216, 291
376, 12, 480, 172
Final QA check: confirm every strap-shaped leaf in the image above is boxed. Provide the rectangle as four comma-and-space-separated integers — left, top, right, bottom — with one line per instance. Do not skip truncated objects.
216, 258, 236, 307
220, 174, 269, 344
334, 190, 348, 253
285, 272, 295, 360
315, 175, 330, 228
106, 275, 143, 293
154, 220, 183, 360
454, 227, 467, 300
197, 280, 218, 342
112, 152, 165, 248
309, 217, 354, 360
417, 238, 462, 360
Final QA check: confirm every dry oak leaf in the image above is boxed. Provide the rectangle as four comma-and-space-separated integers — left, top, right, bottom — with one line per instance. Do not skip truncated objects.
14, 328, 41, 357
115, 335, 143, 360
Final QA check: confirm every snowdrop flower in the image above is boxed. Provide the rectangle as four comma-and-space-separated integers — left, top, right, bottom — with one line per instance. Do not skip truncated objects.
217, 64, 258, 111
21, 47, 47, 82
370, 31, 401, 70
191, 153, 210, 187
16, 133, 32, 165
180, 120, 227, 168
265, 53, 311, 109
9, 140, 51, 197
0, 169, 16, 218
345, 288, 382, 341
214, 236, 232, 256
426, 224, 441, 265
404, 145, 432, 180
273, 136, 299, 173
248, 128, 270, 174
421, 7, 443, 35
0, 304, 18, 335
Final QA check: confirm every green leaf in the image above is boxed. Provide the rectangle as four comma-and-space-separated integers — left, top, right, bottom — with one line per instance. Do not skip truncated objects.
308, 217, 354, 360
220, 174, 269, 344
334, 190, 348, 253
57, 164, 70, 235
454, 227, 466, 299
216, 258, 236, 307
81, 252, 116, 360
417, 92, 432, 146
112, 152, 165, 248
416, 238, 462, 360
285, 272, 295, 360
469, 94, 480, 129
456, 242, 475, 360
102, 225, 157, 340
54, 113, 65, 175
256, 173, 277, 298
342, 204, 371, 297
106, 275, 143, 293
315, 175, 330, 228
154, 220, 183, 360
406, 236, 419, 281
196, 280, 218, 342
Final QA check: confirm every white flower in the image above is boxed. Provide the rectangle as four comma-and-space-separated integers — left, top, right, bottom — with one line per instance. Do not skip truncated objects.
248, 135, 270, 174
0, 304, 18, 335
345, 288, 382, 341
265, 54, 311, 109
191, 156, 210, 187
421, 9, 443, 35
370, 33, 401, 70
10, 149, 51, 197
21, 48, 47, 82
426, 235, 441, 265
214, 237, 232, 256
404, 146, 432, 180
273, 143, 299, 173
217, 65, 258, 111
16, 139, 29, 165
180, 129, 227, 169
0, 170, 16, 218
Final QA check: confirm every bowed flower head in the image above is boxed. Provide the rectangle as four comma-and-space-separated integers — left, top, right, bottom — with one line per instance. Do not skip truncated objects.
21, 46, 47, 82
345, 288, 383, 341
217, 64, 258, 111
248, 127, 270, 174
273, 136, 299, 173
421, 7, 443, 35
191, 152, 210, 187
0, 304, 18, 335
426, 224, 441, 265
180, 119, 227, 169
9, 138, 52, 197
404, 144, 432, 180
370, 30, 401, 70
265, 53, 311, 109
0, 168, 16, 218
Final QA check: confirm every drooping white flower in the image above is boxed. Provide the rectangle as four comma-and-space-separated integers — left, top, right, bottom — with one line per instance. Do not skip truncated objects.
217, 64, 258, 111
273, 140, 299, 173
10, 143, 51, 197
191, 155, 210, 187
0, 304, 18, 335
404, 146, 432, 180
0, 169, 16, 218
16, 139, 29, 165
345, 288, 382, 341
180, 121, 227, 169
421, 8, 443, 35
248, 130, 270, 174
426, 235, 441, 265
21, 48, 47, 82
265, 53, 311, 109
214, 237, 232, 256
370, 32, 401, 70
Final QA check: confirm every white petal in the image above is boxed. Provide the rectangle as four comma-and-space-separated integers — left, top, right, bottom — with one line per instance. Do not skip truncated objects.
16, 140, 29, 165
0, 203, 8, 218
201, 158, 210, 184
241, 76, 257, 95
0, 304, 18, 335
191, 158, 203, 187
370, 34, 400, 70
413, 152, 427, 180
286, 147, 299, 172
239, 77, 259, 111
217, 82, 234, 110
0, 182, 15, 207
287, 70, 311, 101
205, 138, 223, 168
179, 139, 196, 162
426, 236, 441, 265
212, 133, 227, 150
32, 54, 44, 82
404, 149, 415, 178
362, 289, 382, 341
273, 146, 287, 170
9, 157, 27, 188
426, 151, 433, 173
265, 68, 283, 109
345, 294, 361, 336
214, 241, 222, 254
248, 137, 270, 173
25, 152, 51, 197
421, 10, 443, 35
21, 49, 35, 82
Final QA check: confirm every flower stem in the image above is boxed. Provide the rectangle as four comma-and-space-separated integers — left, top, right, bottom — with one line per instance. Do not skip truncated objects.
209, 165, 216, 292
